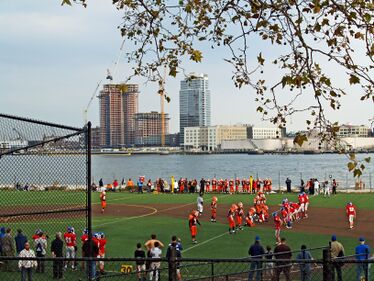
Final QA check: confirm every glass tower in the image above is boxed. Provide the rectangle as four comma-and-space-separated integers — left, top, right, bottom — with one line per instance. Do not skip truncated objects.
179, 73, 211, 145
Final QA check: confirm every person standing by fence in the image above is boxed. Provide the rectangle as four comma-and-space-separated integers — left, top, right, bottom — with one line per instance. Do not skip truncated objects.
355, 237, 370, 281
18, 242, 37, 281
15, 229, 28, 256
248, 235, 265, 281
330, 235, 345, 281
34, 231, 47, 273
296, 245, 313, 281
2, 228, 15, 271
273, 237, 292, 281
51, 232, 64, 280
149, 241, 162, 281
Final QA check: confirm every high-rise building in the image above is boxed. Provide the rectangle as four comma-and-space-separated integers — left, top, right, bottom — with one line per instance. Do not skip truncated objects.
98, 84, 139, 147
122, 84, 139, 146
98, 84, 124, 147
134, 111, 170, 146
179, 73, 211, 145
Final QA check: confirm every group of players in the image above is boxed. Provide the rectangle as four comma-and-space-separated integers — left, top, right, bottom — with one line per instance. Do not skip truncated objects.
188, 191, 312, 245
181, 177, 273, 194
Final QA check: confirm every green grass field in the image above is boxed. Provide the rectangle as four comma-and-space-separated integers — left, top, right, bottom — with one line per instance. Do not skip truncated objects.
2, 191, 373, 260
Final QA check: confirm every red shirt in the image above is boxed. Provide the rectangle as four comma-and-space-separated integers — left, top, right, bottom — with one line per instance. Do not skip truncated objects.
346, 205, 356, 216
274, 215, 282, 229
81, 234, 88, 243
298, 195, 306, 204
98, 238, 107, 255
303, 194, 309, 203
189, 215, 198, 227
64, 232, 77, 247
290, 203, 299, 210
211, 202, 217, 210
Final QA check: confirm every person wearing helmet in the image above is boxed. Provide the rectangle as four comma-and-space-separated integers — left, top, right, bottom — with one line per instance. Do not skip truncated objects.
211, 196, 218, 222
245, 207, 256, 227
236, 202, 244, 230
100, 190, 107, 214
228, 204, 237, 234
273, 212, 282, 245
63, 227, 77, 270
97, 232, 107, 274
345, 202, 357, 229
188, 210, 201, 243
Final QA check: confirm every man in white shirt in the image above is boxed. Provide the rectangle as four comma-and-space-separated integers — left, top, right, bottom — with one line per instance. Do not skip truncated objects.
149, 241, 162, 281
18, 242, 37, 281
197, 193, 204, 216
314, 179, 320, 195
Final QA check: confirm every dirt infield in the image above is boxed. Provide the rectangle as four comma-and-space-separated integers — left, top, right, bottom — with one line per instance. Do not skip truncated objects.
94, 203, 374, 239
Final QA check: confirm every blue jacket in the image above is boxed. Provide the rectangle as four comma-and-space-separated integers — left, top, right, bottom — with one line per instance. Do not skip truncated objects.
248, 242, 265, 258
15, 233, 28, 254
355, 244, 370, 261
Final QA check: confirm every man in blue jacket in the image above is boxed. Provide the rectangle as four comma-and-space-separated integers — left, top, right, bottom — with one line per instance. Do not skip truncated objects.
248, 235, 265, 281
14, 229, 28, 256
355, 237, 370, 281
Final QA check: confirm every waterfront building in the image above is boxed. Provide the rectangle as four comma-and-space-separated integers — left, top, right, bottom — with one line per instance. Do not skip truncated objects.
91, 126, 100, 148
134, 111, 170, 146
337, 124, 370, 138
179, 73, 211, 145
98, 84, 139, 147
183, 125, 248, 151
247, 126, 286, 139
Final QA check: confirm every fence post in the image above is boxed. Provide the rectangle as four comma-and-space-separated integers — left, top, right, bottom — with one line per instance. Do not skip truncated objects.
168, 247, 177, 281
211, 262, 214, 281
322, 248, 332, 281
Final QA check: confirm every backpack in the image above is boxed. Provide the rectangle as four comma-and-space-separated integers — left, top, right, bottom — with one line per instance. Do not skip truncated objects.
36, 242, 43, 253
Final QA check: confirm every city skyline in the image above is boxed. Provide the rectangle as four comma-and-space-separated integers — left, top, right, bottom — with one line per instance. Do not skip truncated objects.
1, 1, 373, 134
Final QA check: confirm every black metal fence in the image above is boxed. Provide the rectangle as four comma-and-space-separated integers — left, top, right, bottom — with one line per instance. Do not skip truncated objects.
0, 252, 373, 281
0, 113, 92, 276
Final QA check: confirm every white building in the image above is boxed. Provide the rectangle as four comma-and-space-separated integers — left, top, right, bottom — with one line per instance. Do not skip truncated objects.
247, 126, 286, 139
337, 125, 369, 138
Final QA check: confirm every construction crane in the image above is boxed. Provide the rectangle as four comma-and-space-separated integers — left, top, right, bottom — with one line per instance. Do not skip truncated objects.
83, 40, 126, 125
159, 67, 167, 147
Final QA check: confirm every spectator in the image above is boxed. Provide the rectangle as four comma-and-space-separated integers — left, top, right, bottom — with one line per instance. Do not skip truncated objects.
99, 178, 104, 190
300, 179, 305, 193
34, 231, 47, 273
248, 235, 265, 281
2, 228, 15, 271
18, 242, 37, 281
199, 178, 206, 194
127, 178, 135, 191
134, 242, 146, 281
264, 245, 273, 279
149, 241, 162, 281
51, 232, 64, 280
285, 178, 292, 193
113, 179, 119, 191
330, 235, 344, 281
332, 179, 338, 195
15, 229, 28, 256
0, 226, 6, 255
82, 235, 99, 279
145, 234, 164, 272
355, 237, 370, 281
137, 178, 144, 194
166, 236, 182, 281
296, 245, 313, 281
273, 237, 292, 281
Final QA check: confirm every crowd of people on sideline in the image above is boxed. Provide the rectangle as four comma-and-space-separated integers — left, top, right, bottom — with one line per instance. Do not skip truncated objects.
0, 226, 106, 280
247, 235, 371, 281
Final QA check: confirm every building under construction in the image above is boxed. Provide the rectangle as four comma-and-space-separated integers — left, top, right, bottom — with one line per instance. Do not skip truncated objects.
134, 111, 170, 146
98, 83, 139, 147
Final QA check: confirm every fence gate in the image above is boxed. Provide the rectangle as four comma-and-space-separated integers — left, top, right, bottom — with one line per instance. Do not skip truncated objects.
0, 113, 91, 277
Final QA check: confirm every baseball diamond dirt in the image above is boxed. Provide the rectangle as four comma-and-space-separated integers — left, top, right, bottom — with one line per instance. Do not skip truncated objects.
93, 203, 374, 239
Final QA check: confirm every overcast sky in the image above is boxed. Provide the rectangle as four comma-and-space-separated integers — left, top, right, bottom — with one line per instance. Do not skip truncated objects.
1, 0, 373, 133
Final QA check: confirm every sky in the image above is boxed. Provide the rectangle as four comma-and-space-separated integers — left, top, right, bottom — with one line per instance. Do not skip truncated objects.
0, 0, 373, 133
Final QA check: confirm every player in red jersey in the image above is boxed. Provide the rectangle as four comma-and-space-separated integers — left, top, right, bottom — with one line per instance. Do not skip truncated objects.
218, 179, 223, 193
235, 178, 240, 193
188, 210, 201, 243
235, 202, 244, 230
228, 204, 237, 234
64, 227, 77, 269
303, 193, 310, 218
345, 202, 357, 229
96, 232, 107, 274
273, 212, 282, 245
211, 196, 218, 222
229, 179, 234, 194
245, 207, 256, 227
205, 179, 211, 193
297, 193, 306, 218
290, 202, 300, 221
100, 190, 107, 214
212, 178, 217, 193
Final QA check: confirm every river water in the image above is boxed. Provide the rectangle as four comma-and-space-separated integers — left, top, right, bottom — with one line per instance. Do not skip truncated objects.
92, 153, 374, 189
0, 153, 373, 189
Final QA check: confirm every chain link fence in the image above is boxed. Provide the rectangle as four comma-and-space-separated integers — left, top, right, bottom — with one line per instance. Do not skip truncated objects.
0, 113, 93, 277
0, 253, 373, 281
